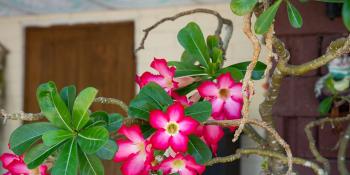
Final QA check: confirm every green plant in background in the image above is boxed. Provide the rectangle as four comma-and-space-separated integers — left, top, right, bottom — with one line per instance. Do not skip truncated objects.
9, 82, 120, 175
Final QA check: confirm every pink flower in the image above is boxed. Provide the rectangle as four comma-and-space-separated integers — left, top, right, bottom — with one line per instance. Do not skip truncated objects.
172, 92, 192, 107
137, 58, 178, 94
114, 125, 154, 175
156, 154, 205, 175
195, 124, 224, 155
0, 152, 49, 175
150, 103, 199, 152
197, 73, 243, 120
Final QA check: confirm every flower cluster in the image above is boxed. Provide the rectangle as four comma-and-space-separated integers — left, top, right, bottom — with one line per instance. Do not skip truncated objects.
115, 58, 243, 175
0, 152, 49, 175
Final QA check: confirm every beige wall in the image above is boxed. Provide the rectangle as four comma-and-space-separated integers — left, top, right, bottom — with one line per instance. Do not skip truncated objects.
0, 3, 266, 174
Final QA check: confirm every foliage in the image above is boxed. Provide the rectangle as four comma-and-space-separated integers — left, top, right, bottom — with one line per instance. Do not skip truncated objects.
9, 82, 120, 174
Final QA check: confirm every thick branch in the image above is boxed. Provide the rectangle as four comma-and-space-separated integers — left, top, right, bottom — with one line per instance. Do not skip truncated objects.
1, 97, 129, 122
206, 149, 324, 175
135, 8, 233, 54
234, 12, 261, 142
205, 118, 293, 175
338, 118, 350, 175
275, 36, 350, 76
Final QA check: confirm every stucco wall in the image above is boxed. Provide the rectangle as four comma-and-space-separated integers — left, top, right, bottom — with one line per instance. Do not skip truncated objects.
0, 3, 266, 174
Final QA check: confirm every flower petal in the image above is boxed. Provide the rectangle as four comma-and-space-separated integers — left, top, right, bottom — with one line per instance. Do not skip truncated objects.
217, 73, 234, 89
170, 133, 189, 152
203, 125, 224, 144
174, 77, 196, 88
184, 155, 205, 174
167, 103, 185, 122
223, 98, 242, 119
39, 165, 49, 175
6, 159, 30, 174
120, 153, 147, 175
151, 58, 175, 78
137, 72, 168, 88
179, 167, 196, 175
150, 110, 169, 129
118, 125, 144, 143
0, 153, 18, 168
114, 140, 139, 162
197, 81, 219, 97
230, 83, 243, 102
157, 156, 175, 174
150, 130, 171, 150
178, 117, 199, 135
210, 98, 224, 115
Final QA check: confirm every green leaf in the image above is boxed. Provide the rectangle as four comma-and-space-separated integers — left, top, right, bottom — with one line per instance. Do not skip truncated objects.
211, 48, 223, 64
187, 135, 212, 164
222, 61, 267, 80
216, 66, 244, 81
129, 83, 173, 120
141, 124, 156, 138
60, 85, 76, 114
207, 35, 220, 51
168, 61, 206, 77
175, 81, 202, 96
78, 126, 109, 154
230, 0, 258, 16
24, 142, 63, 169
96, 139, 118, 160
254, 0, 282, 34
181, 51, 196, 64
37, 81, 73, 131
107, 113, 123, 132
287, 1, 303, 28
178, 22, 210, 68
9, 122, 58, 155
185, 101, 212, 122
325, 76, 337, 94
91, 111, 109, 123
343, 0, 350, 31
72, 87, 98, 130
42, 130, 74, 146
318, 97, 333, 115
78, 149, 104, 175
51, 139, 78, 175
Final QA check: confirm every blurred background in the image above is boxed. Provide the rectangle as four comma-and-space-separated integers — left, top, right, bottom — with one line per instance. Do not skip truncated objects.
0, 0, 348, 174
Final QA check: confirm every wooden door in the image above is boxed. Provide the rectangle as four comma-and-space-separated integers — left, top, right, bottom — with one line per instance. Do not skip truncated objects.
24, 22, 135, 174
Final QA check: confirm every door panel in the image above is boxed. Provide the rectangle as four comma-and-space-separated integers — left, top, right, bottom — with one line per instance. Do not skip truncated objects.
24, 22, 135, 174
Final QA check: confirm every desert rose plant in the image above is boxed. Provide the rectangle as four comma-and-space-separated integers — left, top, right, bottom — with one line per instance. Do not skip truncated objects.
1, 0, 350, 175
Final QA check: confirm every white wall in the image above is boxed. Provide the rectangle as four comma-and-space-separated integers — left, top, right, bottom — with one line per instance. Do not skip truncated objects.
0, 3, 266, 175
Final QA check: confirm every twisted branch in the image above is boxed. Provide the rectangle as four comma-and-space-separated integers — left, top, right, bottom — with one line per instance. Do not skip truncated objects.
275, 35, 350, 76
233, 12, 261, 143
0, 97, 129, 122
205, 149, 324, 175
135, 8, 233, 54
338, 119, 350, 175
205, 118, 293, 175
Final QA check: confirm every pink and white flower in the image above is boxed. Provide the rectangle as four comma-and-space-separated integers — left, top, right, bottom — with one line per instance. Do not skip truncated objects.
150, 103, 199, 152
172, 92, 192, 107
156, 154, 205, 175
136, 58, 178, 94
114, 125, 154, 175
195, 124, 224, 155
197, 73, 243, 120
0, 152, 49, 175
